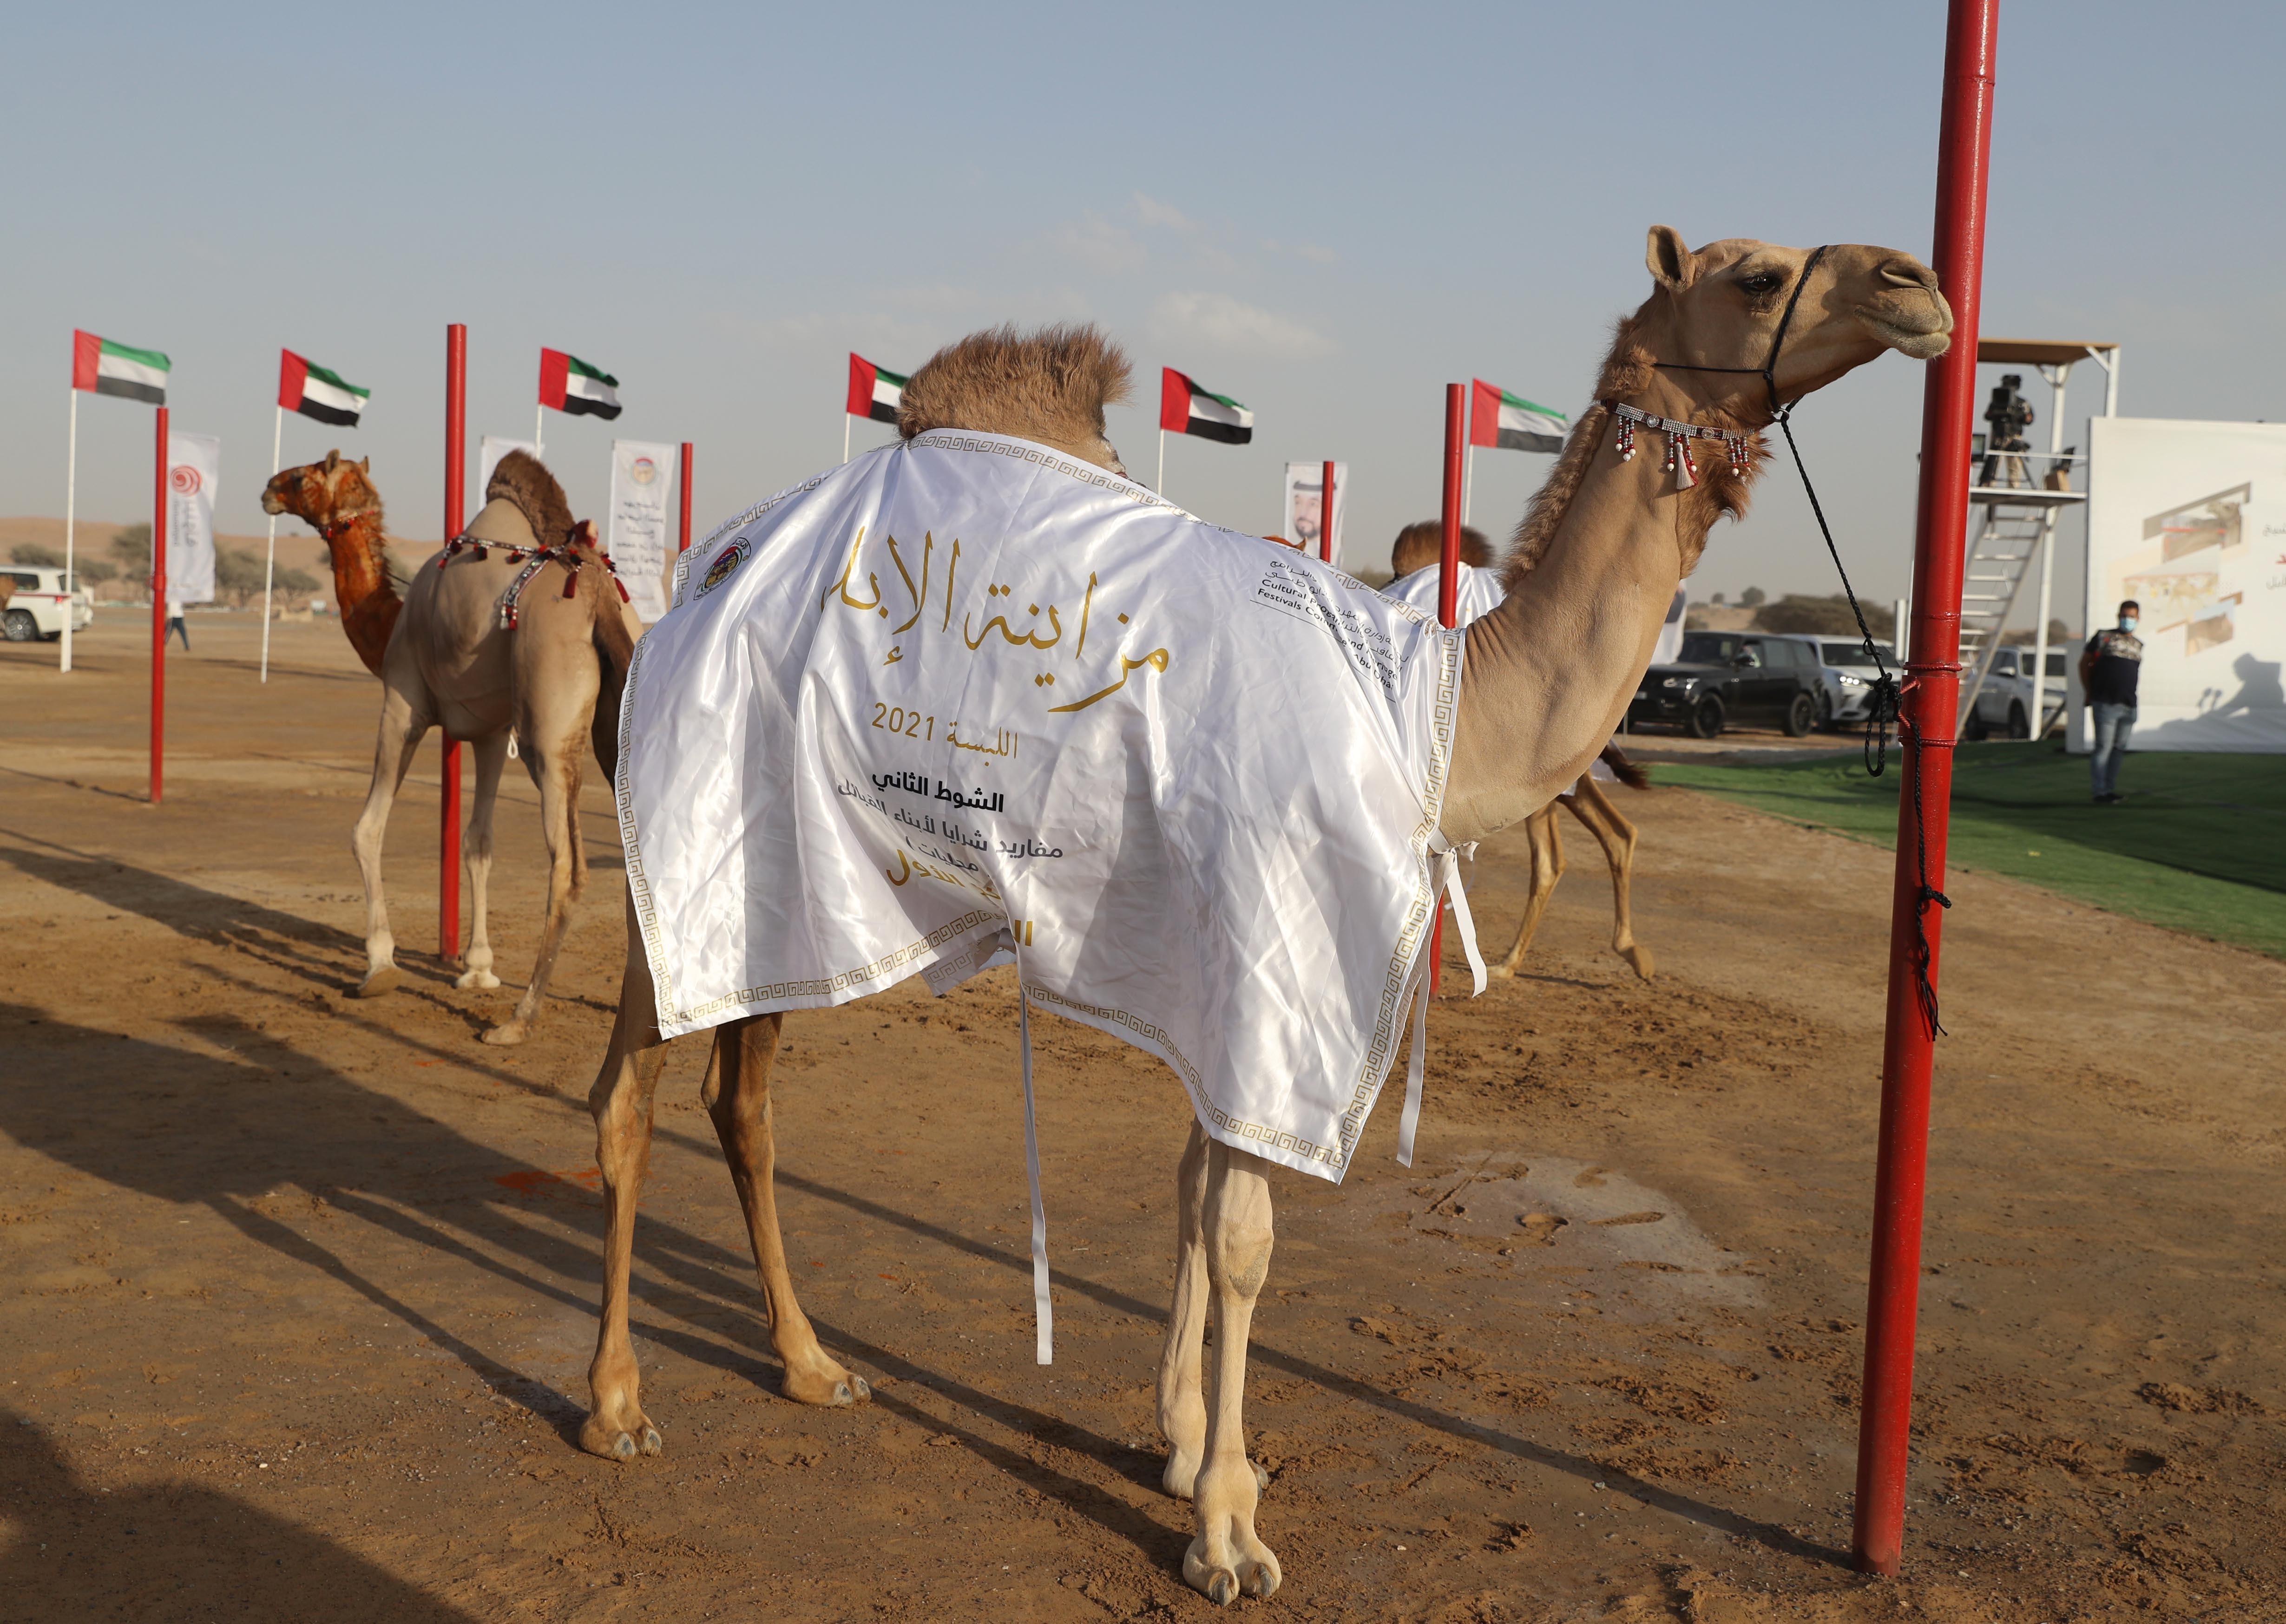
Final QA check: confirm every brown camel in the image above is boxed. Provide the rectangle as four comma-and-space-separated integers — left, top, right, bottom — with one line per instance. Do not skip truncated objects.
1493, 746, 1655, 981
1382, 522, 1655, 982
257, 452, 403, 674
572, 234, 1951, 1604
262, 451, 640, 1044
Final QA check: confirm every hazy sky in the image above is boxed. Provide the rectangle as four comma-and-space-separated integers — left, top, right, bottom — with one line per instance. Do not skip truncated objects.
5, 1, 2279, 626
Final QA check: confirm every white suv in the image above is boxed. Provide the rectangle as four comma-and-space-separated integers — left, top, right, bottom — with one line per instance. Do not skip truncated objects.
1, 567, 95, 642
1964, 645, 2068, 740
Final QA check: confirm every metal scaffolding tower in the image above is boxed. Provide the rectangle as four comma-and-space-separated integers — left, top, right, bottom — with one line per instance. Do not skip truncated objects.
1953, 337, 2119, 738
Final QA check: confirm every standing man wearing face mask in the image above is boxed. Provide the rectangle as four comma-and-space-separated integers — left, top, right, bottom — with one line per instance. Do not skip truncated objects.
2080, 599, 2143, 804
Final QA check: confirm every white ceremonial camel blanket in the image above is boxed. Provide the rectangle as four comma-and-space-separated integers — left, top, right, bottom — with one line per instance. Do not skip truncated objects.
616, 431, 1469, 1184
1385, 559, 1509, 628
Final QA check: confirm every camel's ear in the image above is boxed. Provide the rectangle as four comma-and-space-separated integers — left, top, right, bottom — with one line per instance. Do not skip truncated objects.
358, 457, 369, 473
1646, 225, 1697, 293
323, 449, 341, 470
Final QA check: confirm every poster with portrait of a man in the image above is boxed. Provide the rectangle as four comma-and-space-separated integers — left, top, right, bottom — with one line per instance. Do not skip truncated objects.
1281, 462, 1349, 563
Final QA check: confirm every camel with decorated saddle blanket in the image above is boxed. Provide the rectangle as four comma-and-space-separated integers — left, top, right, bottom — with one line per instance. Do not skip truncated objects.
573, 232, 1951, 1604
262, 450, 640, 1045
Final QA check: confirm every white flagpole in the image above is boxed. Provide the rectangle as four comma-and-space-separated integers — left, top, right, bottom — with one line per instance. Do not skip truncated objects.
260, 404, 282, 683
535, 402, 544, 460
842, 413, 851, 465
1156, 429, 1166, 496
1463, 445, 1475, 526
61, 388, 79, 674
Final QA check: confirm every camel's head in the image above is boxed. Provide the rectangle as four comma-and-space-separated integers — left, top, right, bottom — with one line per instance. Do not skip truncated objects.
898, 323, 1133, 478
1635, 228, 1953, 416
262, 450, 377, 531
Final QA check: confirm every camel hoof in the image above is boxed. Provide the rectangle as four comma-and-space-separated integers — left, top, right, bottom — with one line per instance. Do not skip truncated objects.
479, 1021, 527, 1048
1487, 963, 1517, 981
1621, 945, 1655, 981
782, 1364, 870, 1408
1205, 1571, 1237, 1607
639, 1426, 663, 1456
352, 967, 402, 999
454, 967, 501, 990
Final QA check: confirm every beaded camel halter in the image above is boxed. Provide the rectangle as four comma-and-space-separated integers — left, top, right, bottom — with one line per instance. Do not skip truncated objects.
1605, 402, 1753, 490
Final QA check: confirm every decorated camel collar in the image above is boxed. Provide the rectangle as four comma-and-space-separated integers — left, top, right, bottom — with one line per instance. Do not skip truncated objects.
1602, 400, 1755, 490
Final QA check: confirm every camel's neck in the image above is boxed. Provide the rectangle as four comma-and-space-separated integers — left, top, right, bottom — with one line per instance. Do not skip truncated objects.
318, 507, 401, 673
1442, 350, 1762, 842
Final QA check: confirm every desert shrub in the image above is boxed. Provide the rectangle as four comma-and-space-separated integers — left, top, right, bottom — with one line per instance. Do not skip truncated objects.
1754, 594, 1896, 640
10, 543, 64, 567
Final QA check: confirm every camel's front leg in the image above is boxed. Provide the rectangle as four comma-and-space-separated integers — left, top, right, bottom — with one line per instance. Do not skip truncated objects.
1490, 801, 1565, 979
1156, 1121, 1211, 1496
1183, 1138, 1280, 1604
580, 934, 669, 1460
1569, 779, 1653, 980
348, 680, 434, 998
454, 732, 508, 991
707, 1014, 870, 1407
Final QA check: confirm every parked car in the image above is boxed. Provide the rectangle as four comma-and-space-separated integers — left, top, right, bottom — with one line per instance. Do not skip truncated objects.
1964, 645, 2068, 740
1630, 630, 1825, 738
0, 567, 95, 642
1754, 633, 1907, 728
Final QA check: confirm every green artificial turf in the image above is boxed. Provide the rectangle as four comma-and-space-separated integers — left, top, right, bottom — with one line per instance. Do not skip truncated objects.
1655, 743, 2286, 959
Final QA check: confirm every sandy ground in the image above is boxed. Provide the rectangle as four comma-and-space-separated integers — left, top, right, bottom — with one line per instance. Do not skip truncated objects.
2, 617, 2280, 1624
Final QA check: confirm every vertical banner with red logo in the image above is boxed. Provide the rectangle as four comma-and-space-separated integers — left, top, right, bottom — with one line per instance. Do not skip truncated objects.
166, 431, 219, 604
608, 439, 677, 622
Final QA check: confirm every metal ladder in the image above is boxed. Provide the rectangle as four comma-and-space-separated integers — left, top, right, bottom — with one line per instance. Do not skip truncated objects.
1954, 491, 2057, 733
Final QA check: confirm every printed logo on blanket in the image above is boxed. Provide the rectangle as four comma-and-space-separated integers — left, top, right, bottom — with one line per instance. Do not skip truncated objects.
697, 537, 749, 596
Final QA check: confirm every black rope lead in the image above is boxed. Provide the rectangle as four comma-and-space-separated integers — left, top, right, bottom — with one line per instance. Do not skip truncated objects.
1772, 407, 1949, 1039
1651, 243, 1949, 1037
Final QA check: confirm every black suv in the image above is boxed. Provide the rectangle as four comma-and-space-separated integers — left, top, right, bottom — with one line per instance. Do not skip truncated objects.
1630, 631, 1824, 739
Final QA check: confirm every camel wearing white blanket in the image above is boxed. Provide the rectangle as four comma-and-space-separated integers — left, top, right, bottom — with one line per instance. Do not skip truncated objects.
580, 237, 1952, 1604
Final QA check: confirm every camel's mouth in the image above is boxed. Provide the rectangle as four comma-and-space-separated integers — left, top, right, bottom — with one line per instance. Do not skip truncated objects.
261, 491, 289, 516
1858, 284, 1954, 361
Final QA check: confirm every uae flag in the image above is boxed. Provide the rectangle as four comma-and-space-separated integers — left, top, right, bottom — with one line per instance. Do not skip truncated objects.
1160, 368, 1252, 444
278, 350, 370, 427
72, 330, 170, 405
846, 354, 907, 424
539, 348, 623, 420
1470, 379, 1566, 453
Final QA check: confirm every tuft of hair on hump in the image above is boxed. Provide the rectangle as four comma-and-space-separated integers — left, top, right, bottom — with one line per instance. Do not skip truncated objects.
486, 450, 578, 547
897, 324, 1132, 450
1390, 521, 1493, 578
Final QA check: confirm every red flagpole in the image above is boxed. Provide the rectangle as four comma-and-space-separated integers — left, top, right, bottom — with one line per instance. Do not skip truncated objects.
440, 324, 466, 965
678, 441, 694, 554
1852, 0, 1997, 1577
1319, 459, 1335, 563
150, 406, 168, 805
1427, 384, 1465, 995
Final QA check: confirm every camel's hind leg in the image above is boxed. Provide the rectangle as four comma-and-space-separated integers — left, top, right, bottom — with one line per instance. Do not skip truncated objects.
1489, 801, 1566, 979
706, 1014, 870, 1408
1568, 779, 1653, 980
1182, 1138, 1281, 1604
454, 733, 508, 991
581, 910, 670, 1460
482, 734, 585, 1046
348, 678, 435, 998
